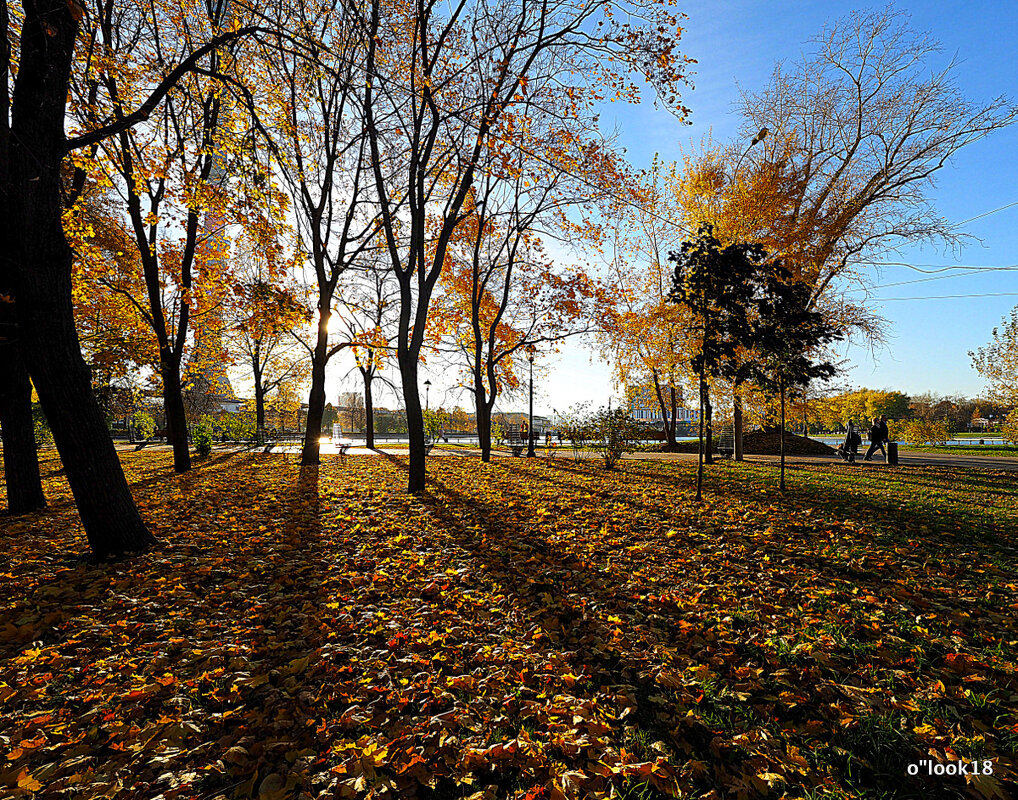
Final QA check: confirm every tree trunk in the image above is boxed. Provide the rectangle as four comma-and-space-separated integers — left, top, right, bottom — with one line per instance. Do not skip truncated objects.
669, 385, 678, 447
652, 372, 676, 448
733, 384, 744, 462
9, 0, 154, 556
0, 0, 45, 516
703, 384, 714, 465
301, 314, 329, 466
695, 372, 705, 502
476, 398, 492, 462
0, 342, 47, 514
399, 351, 426, 492
779, 379, 786, 492
252, 356, 266, 439
160, 354, 190, 473
363, 369, 375, 449
254, 381, 266, 439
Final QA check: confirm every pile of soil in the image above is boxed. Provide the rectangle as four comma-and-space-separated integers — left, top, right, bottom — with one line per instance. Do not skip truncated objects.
741, 431, 836, 456
651, 431, 836, 456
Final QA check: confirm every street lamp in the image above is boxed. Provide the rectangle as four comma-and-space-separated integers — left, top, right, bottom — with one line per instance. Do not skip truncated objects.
526, 346, 536, 457
733, 127, 768, 175
423, 380, 431, 411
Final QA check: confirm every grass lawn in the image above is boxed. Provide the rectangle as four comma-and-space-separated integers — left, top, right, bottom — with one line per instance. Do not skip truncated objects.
900, 444, 1018, 457
2, 452, 1017, 799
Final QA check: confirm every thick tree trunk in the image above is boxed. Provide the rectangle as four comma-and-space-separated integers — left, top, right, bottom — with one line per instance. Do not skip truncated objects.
161, 355, 190, 473
300, 311, 329, 466
9, 0, 154, 557
0, 0, 45, 516
733, 385, 744, 462
476, 398, 492, 462
398, 351, 426, 492
0, 343, 47, 514
362, 370, 375, 449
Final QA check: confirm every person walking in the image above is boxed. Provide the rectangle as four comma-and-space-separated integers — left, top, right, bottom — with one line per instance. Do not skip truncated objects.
864, 416, 886, 461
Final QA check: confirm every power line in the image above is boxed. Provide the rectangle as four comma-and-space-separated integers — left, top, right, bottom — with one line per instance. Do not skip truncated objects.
949, 200, 1018, 229
873, 291, 1018, 301
844, 265, 1018, 291
862, 261, 1018, 273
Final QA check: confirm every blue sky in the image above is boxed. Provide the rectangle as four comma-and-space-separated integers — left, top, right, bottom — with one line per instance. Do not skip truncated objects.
524, 0, 1018, 417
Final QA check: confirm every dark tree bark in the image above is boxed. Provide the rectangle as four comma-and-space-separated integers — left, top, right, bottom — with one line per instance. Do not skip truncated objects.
254, 372, 266, 437
159, 350, 191, 473
300, 314, 329, 465
0, 344, 46, 515
9, 0, 153, 556
0, 0, 46, 515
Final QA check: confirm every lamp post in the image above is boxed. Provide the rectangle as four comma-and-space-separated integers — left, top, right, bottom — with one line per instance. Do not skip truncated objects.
423, 380, 431, 411
733, 127, 768, 174
526, 347, 536, 457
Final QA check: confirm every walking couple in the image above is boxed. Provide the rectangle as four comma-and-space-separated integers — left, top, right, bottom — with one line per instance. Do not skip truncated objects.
864, 415, 890, 461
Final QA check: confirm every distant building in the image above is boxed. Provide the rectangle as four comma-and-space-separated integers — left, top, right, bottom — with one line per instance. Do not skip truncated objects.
627, 383, 698, 424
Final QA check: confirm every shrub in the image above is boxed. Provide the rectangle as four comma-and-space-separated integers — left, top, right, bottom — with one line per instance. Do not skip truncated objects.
589, 406, 641, 470
221, 412, 256, 442
192, 415, 216, 456
1002, 410, 1018, 446
132, 411, 156, 441
898, 419, 951, 446
558, 402, 591, 462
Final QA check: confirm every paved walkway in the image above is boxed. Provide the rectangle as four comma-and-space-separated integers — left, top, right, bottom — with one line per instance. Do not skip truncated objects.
114, 442, 1018, 471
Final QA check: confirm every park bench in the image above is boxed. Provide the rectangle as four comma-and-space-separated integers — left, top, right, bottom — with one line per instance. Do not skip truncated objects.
505, 432, 539, 457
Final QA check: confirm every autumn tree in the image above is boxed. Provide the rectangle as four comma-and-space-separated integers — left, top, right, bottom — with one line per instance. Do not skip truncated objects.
739, 8, 1016, 299
61, 170, 159, 421
331, 265, 398, 449
361, 0, 690, 491
241, 0, 382, 467
227, 237, 312, 437
600, 159, 691, 449
4, 0, 264, 554
970, 306, 1018, 408
67, 0, 276, 473
673, 9, 1016, 457
747, 272, 842, 491
432, 130, 604, 462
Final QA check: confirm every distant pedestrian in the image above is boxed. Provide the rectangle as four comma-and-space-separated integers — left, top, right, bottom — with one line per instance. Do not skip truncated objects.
879, 415, 890, 447
864, 416, 886, 461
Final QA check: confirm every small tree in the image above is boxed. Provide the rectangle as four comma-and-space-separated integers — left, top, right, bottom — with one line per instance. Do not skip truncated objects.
749, 273, 842, 491
192, 415, 216, 457
668, 224, 766, 501
970, 307, 1018, 408
132, 411, 157, 441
